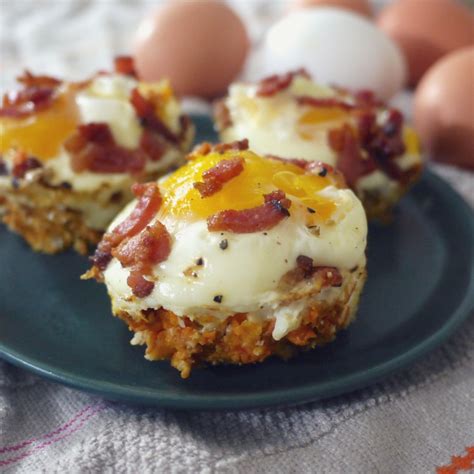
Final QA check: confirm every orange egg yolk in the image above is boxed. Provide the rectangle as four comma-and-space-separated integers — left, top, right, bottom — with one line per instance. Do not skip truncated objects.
297, 108, 348, 140
160, 151, 337, 222
0, 86, 80, 161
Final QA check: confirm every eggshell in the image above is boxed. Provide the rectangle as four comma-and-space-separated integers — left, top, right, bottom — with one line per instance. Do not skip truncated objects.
133, 1, 249, 98
292, 0, 372, 18
414, 47, 474, 169
377, 0, 474, 86
261, 8, 406, 100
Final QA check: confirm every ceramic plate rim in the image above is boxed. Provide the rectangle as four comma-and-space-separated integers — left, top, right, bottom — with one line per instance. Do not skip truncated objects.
1, 170, 473, 411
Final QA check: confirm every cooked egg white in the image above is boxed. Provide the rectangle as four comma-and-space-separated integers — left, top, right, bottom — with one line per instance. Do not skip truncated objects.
48, 74, 184, 193
221, 75, 421, 193
1, 74, 185, 194
0, 74, 189, 229
103, 152, 368, 340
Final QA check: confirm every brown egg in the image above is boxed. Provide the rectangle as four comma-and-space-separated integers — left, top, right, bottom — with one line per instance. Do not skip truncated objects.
377, 0, 474, 86
133, 1, 249, 98
414, 47, 474, 169
292, 0, 372, 18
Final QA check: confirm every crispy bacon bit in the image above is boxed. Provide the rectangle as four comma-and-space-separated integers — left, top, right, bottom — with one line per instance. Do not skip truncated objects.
65, 123, 146, 174
114, 56, 136, 77
90, 183, 162, 270
315, 266, 343, 287
354, 89, 382, 107
126, 271, 155, 298
207, 190, 291, 233
329, 125, 377, 187
383, 109, 403, 137
194, 157, 244, 197
11, 152, 42, 179
256, 69, 310, 97
213, 139, 249, 154
296, 255, 315, 279
189, 140, 249, 160
213, 99, 232, 129
130, 88, 179, 144
295, 256, 343, 286
140, 129, 166, 161
0, 71, 62, 118
191, 142, 213, 157
17, 70, 61, 88
296, 96, 354, 110
354, 110, 377, 146
1, 87, 55, 118
113, 220, 172, 297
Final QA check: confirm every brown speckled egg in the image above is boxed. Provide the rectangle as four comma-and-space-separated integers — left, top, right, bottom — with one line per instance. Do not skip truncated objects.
414, 47, 474, 169
133, 1, 249, 98
292, 0, 372, 18
377, 0, 474, 86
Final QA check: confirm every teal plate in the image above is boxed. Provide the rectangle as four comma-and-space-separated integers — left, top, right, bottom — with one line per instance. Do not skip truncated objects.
1, 116, 473, 410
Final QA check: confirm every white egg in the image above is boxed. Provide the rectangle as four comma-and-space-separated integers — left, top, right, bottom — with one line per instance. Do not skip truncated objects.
261, 8, 406, 100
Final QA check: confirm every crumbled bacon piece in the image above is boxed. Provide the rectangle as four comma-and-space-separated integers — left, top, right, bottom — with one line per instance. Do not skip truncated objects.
65, 123, 146, 174
0, 71, 62, 118
315, 266, 343, 287
207, 190, 291, 233
296, 255, 315, 279
191, 142, 213, 157
256, 69, 310, 97
1, 87, 55, 118
296, 96, 354, 110
11, 152, 42, 179
126, 271, 155, 298
329, 125, 377, 187
354, 110, 377, 146
90, 183, 162, 270
354, 89, 382, 107
140, 129, 166, 162
213, 99, 232, 129
17, 70, 61, 88
68, 122, 115, 149
113, 220, 172, 297
382, 109, 404, 137
295, 256, 343, 286
213, 139, 249, 154
327, 101, 408, 187
189, 140, 249, 160
114, 56, 136, 77
194, 157, 244, 197
130, 88, 179, 144
114, 220, 171, 270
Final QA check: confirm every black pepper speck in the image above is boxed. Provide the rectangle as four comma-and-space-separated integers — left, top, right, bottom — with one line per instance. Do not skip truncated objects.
196, 258, 204, 266
318, 168, 328, 177
219, 239, 228, 250
213, 295, 223, 303
307, 207, 315, 214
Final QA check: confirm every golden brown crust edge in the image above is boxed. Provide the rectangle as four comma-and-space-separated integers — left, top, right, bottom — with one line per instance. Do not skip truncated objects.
0, 178, 131, 254
113, 267, 366, 378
